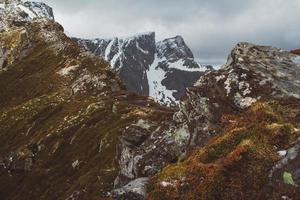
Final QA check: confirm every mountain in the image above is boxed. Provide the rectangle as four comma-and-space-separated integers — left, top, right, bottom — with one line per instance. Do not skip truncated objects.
0, 0, 54, 32
1, 1, 300, 200
147, 42, 300, 199
75, 33, 209, 106
0, 1, 173, 199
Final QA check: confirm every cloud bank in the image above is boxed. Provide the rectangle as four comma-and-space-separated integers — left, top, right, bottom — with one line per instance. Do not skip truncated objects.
41, 0, 300, 63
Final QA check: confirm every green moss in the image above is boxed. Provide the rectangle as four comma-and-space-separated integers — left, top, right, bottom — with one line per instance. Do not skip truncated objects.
155, 164, 186, 183
202, 130, 246, 163
283, 172, 295, 186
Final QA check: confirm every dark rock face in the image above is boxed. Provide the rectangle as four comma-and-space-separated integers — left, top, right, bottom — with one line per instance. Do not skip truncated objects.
162, 68, 202, 100
75, 33, 209, 105
156, 35, 195, 65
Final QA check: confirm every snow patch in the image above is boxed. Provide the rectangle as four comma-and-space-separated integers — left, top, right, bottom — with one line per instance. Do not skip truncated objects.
136, 41, 149, 54
277, 150, 287, 157
104, 39, 115, 61
147, 55, 177, 105
168, 59, 206, 72
17, 4, 36, 19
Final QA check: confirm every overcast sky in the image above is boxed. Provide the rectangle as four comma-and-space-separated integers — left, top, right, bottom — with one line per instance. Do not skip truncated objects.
41, 0, 300, 64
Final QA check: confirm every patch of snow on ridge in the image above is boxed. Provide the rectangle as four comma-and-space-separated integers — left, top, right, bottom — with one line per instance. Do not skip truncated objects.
147, 55, 177, 105
0, 3, 4, 9
104, 39, 115, 61
27, 2, 54, 20
168, 59, 206, 72
136, 41, 149, 54
17, 4, 36, 19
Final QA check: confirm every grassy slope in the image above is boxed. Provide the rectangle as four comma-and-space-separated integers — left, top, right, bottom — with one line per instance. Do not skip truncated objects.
148, 100, 300, 200
0, 22, 173, 199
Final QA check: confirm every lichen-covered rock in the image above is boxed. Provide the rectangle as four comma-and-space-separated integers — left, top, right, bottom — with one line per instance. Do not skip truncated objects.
111, 177, 149, 200
148, 101, 300, 200
112, 43, 300, 199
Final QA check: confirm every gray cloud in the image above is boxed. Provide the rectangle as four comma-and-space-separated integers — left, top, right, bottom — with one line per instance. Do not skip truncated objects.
41, 0, 300, 64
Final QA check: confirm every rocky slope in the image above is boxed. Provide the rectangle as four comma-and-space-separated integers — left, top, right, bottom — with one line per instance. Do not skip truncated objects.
75, 33, 209, 106
106, 42, 300, 199
1, 1, 300, 200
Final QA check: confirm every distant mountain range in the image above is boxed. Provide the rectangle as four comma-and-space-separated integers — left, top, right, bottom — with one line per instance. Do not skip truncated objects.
74, 33, 212, 105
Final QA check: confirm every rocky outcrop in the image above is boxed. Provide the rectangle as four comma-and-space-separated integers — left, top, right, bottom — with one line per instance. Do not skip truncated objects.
146, 43, 300, 199
75, 34, 209, 106
149, 100, 300, 200
291, 49, 300, 56
108, 42, 300, 199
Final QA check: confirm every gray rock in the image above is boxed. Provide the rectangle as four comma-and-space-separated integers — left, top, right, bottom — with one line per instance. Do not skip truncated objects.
111, 177, 149, 200
0, 48, 7, 70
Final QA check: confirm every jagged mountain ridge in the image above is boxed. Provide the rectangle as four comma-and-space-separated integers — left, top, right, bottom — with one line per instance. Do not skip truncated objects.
0, 0, 54, 32
75, 33, 209, 105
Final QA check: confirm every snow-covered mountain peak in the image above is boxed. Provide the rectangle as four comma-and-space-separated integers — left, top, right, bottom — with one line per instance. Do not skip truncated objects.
75, 32, 210, 106
0, 0, 54, 31
156, 35, 194, 61
127, 31, 155, 40
23, 1, 54, 20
